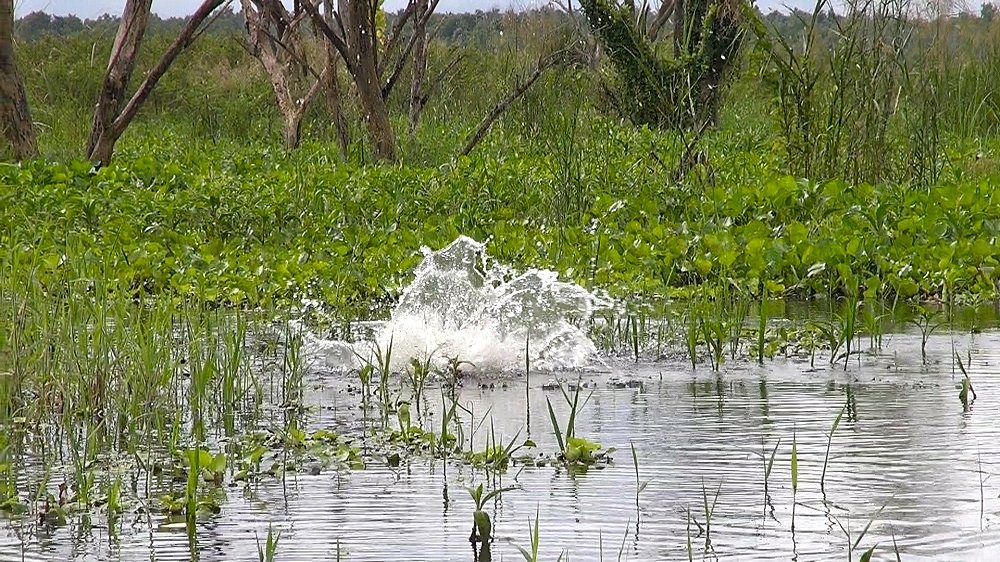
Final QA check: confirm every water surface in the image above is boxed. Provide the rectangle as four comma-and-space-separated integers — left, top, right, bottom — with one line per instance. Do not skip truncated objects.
4, 328, 1000, 561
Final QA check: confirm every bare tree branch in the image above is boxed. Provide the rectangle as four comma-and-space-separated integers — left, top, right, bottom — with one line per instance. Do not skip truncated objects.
88, 0, 152, 163
379, 1, 418, 75
112, 0, 230, 140
382, 0, 439, 100
300, 0, 352, 71
648, 0, 676, 41
87, 0, 229, 165
417, 48, 462, 108
320, 0, 350, 159
461, 52, 565, 157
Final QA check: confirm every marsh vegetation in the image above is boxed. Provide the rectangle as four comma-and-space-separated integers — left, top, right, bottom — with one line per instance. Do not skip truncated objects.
3, 0, 1000, 560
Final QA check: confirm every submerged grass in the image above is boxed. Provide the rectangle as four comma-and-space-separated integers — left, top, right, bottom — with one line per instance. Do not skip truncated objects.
0, 246, 322, 540
545, 378, 612, 468
255, 524, 281, 562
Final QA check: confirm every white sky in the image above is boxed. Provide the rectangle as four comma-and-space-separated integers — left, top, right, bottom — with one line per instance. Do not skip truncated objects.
16, 0, 817, 20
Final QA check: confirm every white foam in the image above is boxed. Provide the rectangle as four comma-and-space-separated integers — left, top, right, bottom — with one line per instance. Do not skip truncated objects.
305, 236, 606, 373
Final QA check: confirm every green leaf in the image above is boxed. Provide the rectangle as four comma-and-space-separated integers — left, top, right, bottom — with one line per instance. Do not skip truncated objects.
765, 438, 781, 481
210, 452, 226, 474
474, 509, 491, 542
481, 486, 516, 505
41, 253, 63, 269
853, 504, 886, 550
831, 404, 845, 434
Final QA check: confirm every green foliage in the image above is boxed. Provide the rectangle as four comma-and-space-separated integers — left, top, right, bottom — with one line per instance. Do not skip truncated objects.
5, 8, 1000, 554
256, 523, 282, 562
820, 404, 846, 493
515, 507, 542, 562
3, 144, 1000, 326
580, 0, 747, 129
791, 431, 798, 494
0, 461, 24, 514
545, 379, 613, 467
789, 427, 799, 532
956, 353, 977, 410
184, 447, 227, 486
467, 483, 515, 544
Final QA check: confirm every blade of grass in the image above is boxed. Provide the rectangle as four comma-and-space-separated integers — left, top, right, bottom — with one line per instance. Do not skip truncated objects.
821, 404, 846, 494
546, 397, 565, 453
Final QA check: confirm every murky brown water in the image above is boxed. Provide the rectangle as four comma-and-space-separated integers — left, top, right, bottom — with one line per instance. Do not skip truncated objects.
4, 327, 1000, 561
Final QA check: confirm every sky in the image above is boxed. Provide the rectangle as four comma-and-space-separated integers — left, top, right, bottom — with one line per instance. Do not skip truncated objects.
16, 0, 812, 20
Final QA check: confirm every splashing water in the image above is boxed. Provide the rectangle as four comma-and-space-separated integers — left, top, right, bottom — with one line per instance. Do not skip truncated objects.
306, 236, 607, 372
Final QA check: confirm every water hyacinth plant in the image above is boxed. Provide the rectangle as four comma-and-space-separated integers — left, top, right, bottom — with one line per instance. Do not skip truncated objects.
545, 379, 613, 467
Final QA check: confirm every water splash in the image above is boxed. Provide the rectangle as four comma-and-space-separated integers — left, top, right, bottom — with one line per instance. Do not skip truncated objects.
306, 236, 607, 372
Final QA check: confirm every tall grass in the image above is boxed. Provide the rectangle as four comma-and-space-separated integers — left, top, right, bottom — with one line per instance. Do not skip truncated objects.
0, 238, 290, 528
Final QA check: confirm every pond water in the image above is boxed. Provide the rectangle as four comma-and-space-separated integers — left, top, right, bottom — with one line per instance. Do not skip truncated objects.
3, 328, 1000, 561
3, 236, 1000, 561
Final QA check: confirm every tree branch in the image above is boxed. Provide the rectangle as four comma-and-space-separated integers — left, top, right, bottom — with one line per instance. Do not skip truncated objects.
648, 0, 675, 41
379, 1, 418, 75
381, 0, 440, 98
420, 48, 463, 106
110, 0, 228, 138
460, 52, 564, 157
300, 0, 352, 71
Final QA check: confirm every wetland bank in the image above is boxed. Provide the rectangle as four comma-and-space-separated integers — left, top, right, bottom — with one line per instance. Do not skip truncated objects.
6, 1, 1000, 560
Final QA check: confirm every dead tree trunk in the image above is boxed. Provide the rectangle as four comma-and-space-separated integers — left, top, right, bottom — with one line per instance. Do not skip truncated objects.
647, 0, 675, 41
673, 0, 685, 57
306, 0, 397, 160
305, 0, 450, 159
242, 0, 326, 149
88, 0, 227, 166
407, 0, 428, 134
323, 51, 350, 159
344, 0, 396, 160
88, 0, 151, 166
0, 0, 37, 160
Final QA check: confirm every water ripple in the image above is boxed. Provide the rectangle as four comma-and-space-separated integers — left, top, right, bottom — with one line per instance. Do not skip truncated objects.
4, 330, 1000, 561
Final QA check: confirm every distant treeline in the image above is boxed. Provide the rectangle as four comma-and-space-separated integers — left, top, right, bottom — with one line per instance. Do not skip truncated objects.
18, 4, 999, 45
15, 7, 247, 40
15, 6, 512, 43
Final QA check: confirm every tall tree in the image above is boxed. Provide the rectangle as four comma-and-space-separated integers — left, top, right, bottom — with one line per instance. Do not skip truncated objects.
342, 0, 397, 160
320, 0, 351, 159
88, 0, 229, 166
0, 0, 39, 160
88, 0, 152, 165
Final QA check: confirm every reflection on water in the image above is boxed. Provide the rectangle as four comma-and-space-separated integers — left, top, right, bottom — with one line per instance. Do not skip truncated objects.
5, 329, 1000, 561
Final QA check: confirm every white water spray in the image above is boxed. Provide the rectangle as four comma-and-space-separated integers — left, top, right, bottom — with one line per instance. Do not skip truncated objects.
305, 236, 607, 372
